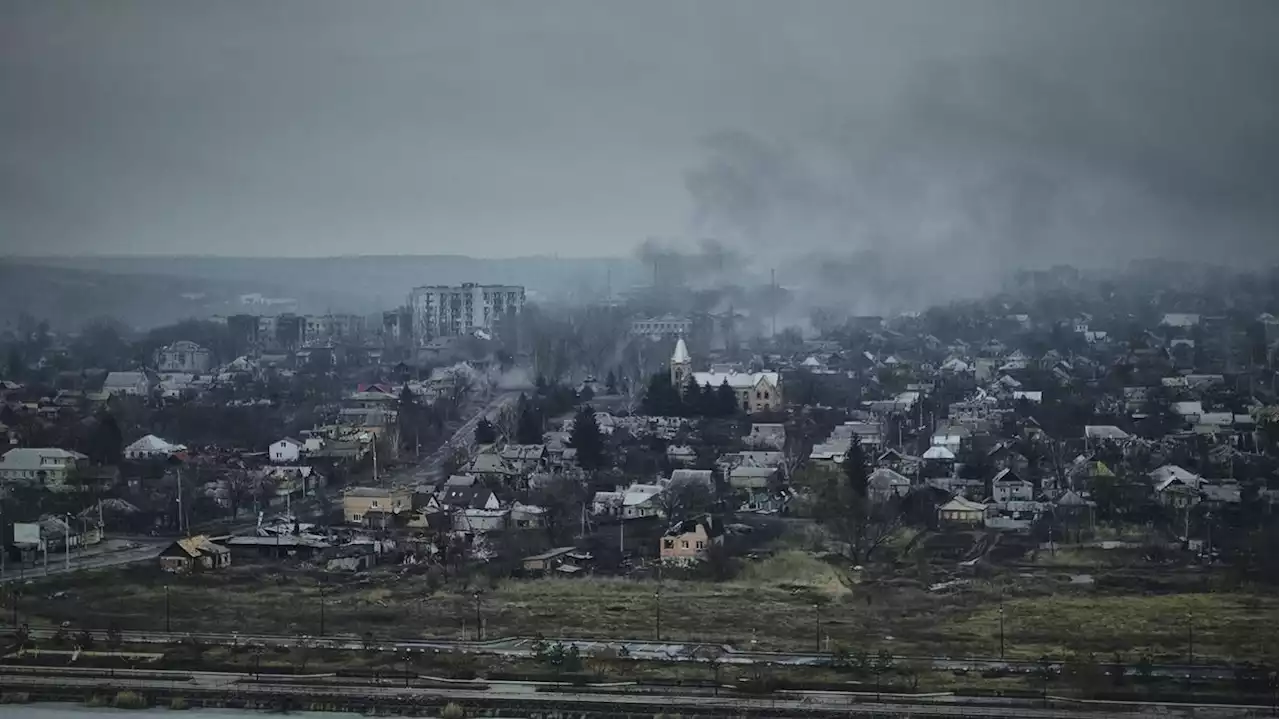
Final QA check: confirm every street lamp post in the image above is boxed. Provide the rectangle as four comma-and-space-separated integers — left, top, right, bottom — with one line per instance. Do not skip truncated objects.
164, 585, 171, 633
473, 591, 482, 641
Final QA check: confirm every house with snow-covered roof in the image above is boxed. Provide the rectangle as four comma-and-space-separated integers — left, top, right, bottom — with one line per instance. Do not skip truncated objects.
124, 434, 186, 460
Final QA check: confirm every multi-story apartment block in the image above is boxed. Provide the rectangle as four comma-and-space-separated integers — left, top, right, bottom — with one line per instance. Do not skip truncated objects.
409, 283, 525, 344
382, 306, 413, 347
630, 314, 692, 337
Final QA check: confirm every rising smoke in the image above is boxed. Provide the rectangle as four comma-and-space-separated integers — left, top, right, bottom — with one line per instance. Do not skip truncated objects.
664, 2, 1275, 324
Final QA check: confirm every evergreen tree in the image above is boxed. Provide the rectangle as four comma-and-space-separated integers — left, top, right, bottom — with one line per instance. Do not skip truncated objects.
474, 418, 498, 445
842, 435, 869, 499
87, 411, 124, 466
716, 379, 739, 416
516, 394, 543, 445
700, 383, 717, 417
605, 370, 617, 394
641, 371, 681, 416
682, 375, 703, 417
397, 386, 420, 453
570, 405, 605, 471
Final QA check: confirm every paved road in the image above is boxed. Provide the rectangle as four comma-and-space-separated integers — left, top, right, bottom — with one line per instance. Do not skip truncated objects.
395, 389, 522, 487
0, 540, 168, 585
0, 666, 1267, 718
13, 628, 1243, 683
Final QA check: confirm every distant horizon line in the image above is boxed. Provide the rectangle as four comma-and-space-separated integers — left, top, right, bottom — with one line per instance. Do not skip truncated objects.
1, 252, 638, 262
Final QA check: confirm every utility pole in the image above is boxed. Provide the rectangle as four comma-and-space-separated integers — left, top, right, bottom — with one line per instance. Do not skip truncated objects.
654, 586, 661, 641
318, 582, 326, 636
64, 514, 71, 571
175, 468, 183, 536
473, 591, 482, 641
813, 604, 821, 653
165, 585, 171, 633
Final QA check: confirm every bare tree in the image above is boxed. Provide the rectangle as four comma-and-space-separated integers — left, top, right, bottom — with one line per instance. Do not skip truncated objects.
656, 479, 715, 522
531, 475, 588, 544
814, 473, 903, 565
292, 634, 315, 673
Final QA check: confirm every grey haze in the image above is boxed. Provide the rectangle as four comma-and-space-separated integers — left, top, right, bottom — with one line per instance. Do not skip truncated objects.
1, 0, 1274, 271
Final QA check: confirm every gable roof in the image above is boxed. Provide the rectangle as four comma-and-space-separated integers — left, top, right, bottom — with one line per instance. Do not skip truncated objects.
868, 467, 910, 488
669, 469, 713, 485
0, 447, 87, 471
103, 371, 148, 388
922, 445, 956, 460
126, 434, 184, 454
442, 485, 498, 509
992, 468, 1028, 486
938, 496, 987, 512
691, 370, 779, 390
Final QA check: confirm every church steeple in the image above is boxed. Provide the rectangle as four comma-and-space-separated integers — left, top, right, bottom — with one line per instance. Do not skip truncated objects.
670, 336, 691, 387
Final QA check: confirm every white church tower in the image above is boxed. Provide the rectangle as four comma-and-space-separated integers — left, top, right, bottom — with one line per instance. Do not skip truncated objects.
670, 336, 691, 387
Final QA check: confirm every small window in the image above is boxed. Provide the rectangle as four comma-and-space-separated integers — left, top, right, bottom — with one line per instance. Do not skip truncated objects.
663, 539, 674, 549
681, 540, 690, 548
696, 541, 705, 549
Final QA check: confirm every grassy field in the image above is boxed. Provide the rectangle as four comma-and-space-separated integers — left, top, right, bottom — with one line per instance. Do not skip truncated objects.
11, 551, 1276, 664
938, 593, 1278, 663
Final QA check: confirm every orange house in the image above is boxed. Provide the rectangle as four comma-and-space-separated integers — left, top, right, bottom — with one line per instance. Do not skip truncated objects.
660, 515, 724, 563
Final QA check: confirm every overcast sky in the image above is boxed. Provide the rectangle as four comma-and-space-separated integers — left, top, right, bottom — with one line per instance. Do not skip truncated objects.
0, 0, 1274, 261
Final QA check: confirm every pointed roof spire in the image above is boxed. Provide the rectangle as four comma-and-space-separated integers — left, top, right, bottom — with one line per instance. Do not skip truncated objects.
672, 337, 691, 364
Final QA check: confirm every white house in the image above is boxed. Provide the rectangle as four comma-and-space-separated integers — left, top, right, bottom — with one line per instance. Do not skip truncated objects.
155, 341, 212, 373
0, 448, 87, 491
102, 371, 151, 397
124, 434, 186, 460
991, 469, 1034, 503
930, 425, 968, 452
591, 482, 664, 519
269, 437, 304, 463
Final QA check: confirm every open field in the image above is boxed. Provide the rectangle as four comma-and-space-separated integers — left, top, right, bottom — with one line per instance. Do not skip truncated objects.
10, 551, 1276, 664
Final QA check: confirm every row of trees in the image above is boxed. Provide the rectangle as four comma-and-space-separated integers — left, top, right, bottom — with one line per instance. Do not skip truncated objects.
641, 372, 739, 418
